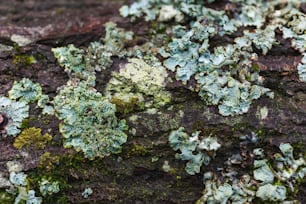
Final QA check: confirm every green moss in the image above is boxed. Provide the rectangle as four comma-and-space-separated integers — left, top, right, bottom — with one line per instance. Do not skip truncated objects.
12, 44, 36, 67
20, 117, 36, 129
12, 54, 36, 67
38, 152, 60, 172
127, 144, 150, 157
0, 191, 15, 204
111, 96, 140, 114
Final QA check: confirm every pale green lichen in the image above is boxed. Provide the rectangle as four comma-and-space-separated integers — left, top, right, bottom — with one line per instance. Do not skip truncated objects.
9, 172, 27, 186
52, 22, 133, 85
38, 178, 60, 196
82, 187, 93, 198
105, 58, 171, 111
161, 18, 274, 116
51, 22, 134, 159
297, 53, 306, 82
8, 78, 54, 115
0, 96, 29, 136
120, 0, 215, 22
5, 162, 42, 204
256, 184, 287, 202
168, 127, 220, 175
197, 143, 306, 203
8, 78, 42, 103
120, 0, 306, 116
53, 80, 128, 159
255, 106, 268, 120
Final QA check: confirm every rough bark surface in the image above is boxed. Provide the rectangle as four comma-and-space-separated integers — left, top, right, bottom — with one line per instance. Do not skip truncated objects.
0, 1, 305, 203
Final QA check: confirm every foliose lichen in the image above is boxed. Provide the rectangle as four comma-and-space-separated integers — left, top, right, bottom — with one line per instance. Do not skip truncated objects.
38, 178, 60, 196
120, 0, 306, 116
297, 53, 306, 82
6, 161, 42, 204
105, 58, 171, 112
53, 80, 128, 159
0, 96, 29, 136
8, 78, 42, 103
81, 187, 93, 199
8, 78, 54, 115
168, 127, 220, 175
52, 22, 133, 86
197, 143, 306, 203
51, 22, 135, 159
13, 127, 52, 150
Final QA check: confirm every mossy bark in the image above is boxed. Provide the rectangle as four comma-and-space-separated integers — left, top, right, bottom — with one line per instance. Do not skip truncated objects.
0, 0, 305, 203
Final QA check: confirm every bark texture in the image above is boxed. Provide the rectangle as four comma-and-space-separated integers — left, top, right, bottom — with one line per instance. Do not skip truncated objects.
0, 1, 305, 203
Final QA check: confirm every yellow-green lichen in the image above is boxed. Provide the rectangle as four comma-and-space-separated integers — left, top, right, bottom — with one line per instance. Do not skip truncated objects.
13, 127, 52, 150
105, 58, 171, 111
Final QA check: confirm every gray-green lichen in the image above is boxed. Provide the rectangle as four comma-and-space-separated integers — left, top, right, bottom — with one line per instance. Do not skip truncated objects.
53, 80, 128, 159
0, 96, 29, 136
82, 187, 93, 199
297, 53, 306, 82
120, 0, 306, 116
197, 143, 306, 203
38, 178, 60, 196
169, 127, 220, 175
51, 22, 135, 159
6, 161, 42, 204
52, 22, 133, 86
8, 78, 42, 103
8, 78, 54, 115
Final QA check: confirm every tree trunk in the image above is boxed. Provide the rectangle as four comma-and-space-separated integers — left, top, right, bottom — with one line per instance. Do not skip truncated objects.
0, 1, 305, 203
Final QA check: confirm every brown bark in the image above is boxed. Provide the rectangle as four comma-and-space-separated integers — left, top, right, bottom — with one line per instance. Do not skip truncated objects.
0, 1, 305, 203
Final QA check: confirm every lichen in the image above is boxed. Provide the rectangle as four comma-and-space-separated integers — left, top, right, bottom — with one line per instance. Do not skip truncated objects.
8, 78, 42, 103
51, 22, 134, 159
297, 53, 306, 82
168, 127, 220, 175
161, 18, 274, 116
53, 80, 128, 159
52, 22, 133, 86
8, 78, 54, 115
197, 143, 306, 203
105, 58, 171, 110
5, 162, 42, 204
0, 96, 29, 136
120, 0, 306, 116
13, 127, 52, 150
38, 178, 60, 196
81, 187, 93, 199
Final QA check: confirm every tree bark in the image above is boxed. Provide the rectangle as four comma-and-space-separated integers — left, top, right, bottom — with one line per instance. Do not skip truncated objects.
0, 1, 305, 203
